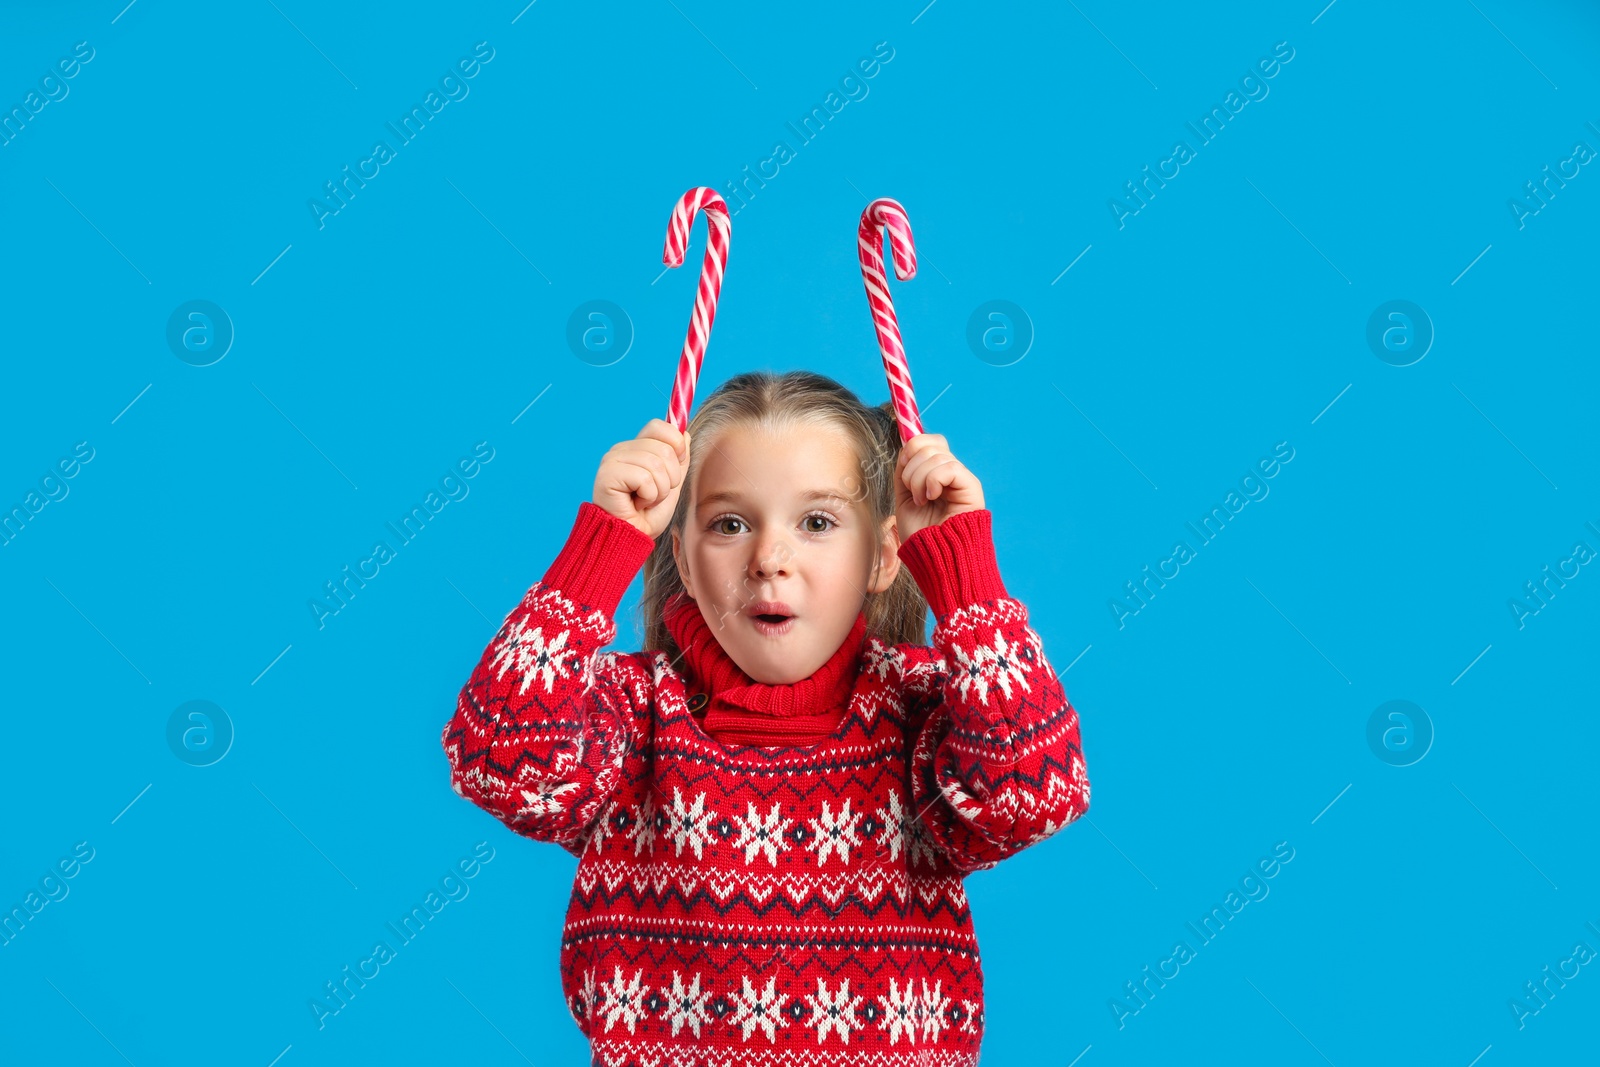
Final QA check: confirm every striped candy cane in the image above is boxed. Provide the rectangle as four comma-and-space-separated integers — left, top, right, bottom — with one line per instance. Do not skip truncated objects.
663, 187, 731, 434
858, 197, 924, 443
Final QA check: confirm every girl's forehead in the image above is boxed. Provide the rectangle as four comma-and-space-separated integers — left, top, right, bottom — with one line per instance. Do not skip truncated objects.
692, 421, 863, 506
702, 420, 858, 469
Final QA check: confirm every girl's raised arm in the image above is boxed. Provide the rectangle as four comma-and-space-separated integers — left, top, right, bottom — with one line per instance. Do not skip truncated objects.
894, 507, 1091, 873
441, 420, 689, 856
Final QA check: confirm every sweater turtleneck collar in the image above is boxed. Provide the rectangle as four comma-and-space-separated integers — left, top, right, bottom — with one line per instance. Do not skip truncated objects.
662, 591, 869, 747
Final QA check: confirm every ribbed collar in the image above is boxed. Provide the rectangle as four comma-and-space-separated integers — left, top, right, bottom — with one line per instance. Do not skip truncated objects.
662, 591, 868, 746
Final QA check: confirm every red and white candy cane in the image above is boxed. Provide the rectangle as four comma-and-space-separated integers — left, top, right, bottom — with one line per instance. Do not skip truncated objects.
663, 187, 731, 434
858, 197, 924, 444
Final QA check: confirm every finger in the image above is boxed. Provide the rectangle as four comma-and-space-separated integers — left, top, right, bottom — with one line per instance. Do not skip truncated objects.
896, 435, 929, 473
902, 451, 953, 506
919, 459, 959, 507
899, 450, 934, 505
901, 433, 946, 465
901, 445, 943, 483
619, 458, 672, 508
924, 462, 958, 502
638, 418, 691, 461
607, 460, 654, 506
622, 438, 685, 485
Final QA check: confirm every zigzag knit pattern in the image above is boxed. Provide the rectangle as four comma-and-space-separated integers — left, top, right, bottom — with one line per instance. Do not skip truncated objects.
442, 503, 1090, 1065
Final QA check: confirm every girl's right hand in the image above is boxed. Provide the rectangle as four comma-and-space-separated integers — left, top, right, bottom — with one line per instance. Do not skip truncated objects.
592, 418, 691, 538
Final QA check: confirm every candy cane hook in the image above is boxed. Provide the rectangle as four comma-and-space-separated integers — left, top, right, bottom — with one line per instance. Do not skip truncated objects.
663, 187, 731, 434
858, 197, 924, 444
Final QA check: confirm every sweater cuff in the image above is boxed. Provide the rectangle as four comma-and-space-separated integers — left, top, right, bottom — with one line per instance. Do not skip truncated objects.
541, 501, 659, 617
896, 508, 1010, 619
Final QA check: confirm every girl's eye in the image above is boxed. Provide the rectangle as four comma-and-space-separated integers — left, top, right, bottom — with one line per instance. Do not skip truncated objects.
801, 513, 837, 535
708, 513, 838, 536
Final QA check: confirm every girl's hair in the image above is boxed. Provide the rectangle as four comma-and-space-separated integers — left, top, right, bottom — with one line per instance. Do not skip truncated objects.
638, 369, 927, 664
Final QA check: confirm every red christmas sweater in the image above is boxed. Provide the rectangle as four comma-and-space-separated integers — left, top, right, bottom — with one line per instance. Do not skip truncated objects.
441, 501, 1091, 1066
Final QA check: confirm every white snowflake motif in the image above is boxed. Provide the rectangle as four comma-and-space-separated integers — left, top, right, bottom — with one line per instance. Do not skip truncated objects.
583, 799, 618, 855
490, 616, 581, 696
877, 977, 920, 1045
570, 967, 599, 1026
515, 779, 580, 818
919, 978, 951, 1043
877, 788, 938, 869
665, 787, 717, 860
661, 970, 713, 1038
628, 794, 656, 857
804, 977, 864, 1044
731, 801, 793, 866
959, 999, 982, 1035
1022, 626, 1054, 680
806, 798, 864, 866
599, 966, 649, 1035
904, 815, 939, 870
729, 974, 789, 1043
948, 628, 1033, 706
861, 640, 905, 681
875, 789, 907, 864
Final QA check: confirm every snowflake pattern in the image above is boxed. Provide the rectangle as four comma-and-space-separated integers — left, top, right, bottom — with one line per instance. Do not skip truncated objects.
804, 977, 864, 1044
919, 978, 951, 1043
661, 970, 713, 1038
570, 966, 598, 1027
584, 799, 618, 855
877, 977, 920, 1045
728, 974, 789, 1043
489, 616, 581, 696
948, 627, 1033, 706
665, 787, 717, 860
861, 640, 905, 681
574, 966, 979, 1047
515, 779, 580, 818
599, 966, 649, 1035
806, 798, 864, 867
906, 814, 940, 870
730, 800, 793, 866
875, 789, 907, 863
628, 794, 656, 856
876, 788, 938, 869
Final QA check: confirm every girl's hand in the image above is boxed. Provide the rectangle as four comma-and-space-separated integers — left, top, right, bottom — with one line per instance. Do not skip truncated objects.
593, 418, 691, 538
895, 432, 985, 543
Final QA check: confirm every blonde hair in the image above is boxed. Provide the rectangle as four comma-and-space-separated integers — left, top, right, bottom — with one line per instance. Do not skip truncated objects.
637, 369, 927, 664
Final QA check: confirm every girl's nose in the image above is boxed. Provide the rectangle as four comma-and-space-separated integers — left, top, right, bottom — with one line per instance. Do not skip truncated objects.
749, 534, 794, 580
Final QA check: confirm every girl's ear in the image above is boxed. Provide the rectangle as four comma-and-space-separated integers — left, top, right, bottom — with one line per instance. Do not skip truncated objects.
672, 526, 696, 599
869, 514, 901, 594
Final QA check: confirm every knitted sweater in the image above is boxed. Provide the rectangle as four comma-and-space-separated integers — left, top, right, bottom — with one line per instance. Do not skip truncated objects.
441, 501, 1091, 1066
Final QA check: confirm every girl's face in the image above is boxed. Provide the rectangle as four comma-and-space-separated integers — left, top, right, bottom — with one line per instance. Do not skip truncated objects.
671, 420, 900, 685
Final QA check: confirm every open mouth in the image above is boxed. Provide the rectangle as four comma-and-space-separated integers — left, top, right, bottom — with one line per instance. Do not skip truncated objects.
747, 605, 796, 636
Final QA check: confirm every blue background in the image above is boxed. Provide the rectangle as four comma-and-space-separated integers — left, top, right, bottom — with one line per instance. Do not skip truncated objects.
2, 1, 1597, 1063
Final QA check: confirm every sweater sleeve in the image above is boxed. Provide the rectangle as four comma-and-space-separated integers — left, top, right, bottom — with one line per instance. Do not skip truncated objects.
893, 509, 1091, 873
441, 501, 659, 857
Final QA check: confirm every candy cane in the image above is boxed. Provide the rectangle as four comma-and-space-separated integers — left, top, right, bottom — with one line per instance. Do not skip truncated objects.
663, 187, 731, 434
858, 197, 923, 444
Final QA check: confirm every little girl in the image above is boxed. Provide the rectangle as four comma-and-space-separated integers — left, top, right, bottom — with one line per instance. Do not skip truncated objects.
442, 370, 1090, 1065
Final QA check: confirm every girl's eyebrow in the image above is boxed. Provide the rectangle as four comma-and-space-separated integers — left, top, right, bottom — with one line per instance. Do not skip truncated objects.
698, 488, 851, 509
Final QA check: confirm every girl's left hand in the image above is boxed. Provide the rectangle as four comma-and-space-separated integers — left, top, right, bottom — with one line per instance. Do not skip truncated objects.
895, 433, 985, 543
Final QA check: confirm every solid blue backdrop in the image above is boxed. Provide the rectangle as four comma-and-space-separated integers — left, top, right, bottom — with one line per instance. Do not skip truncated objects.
1, 1, 1596, 1064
